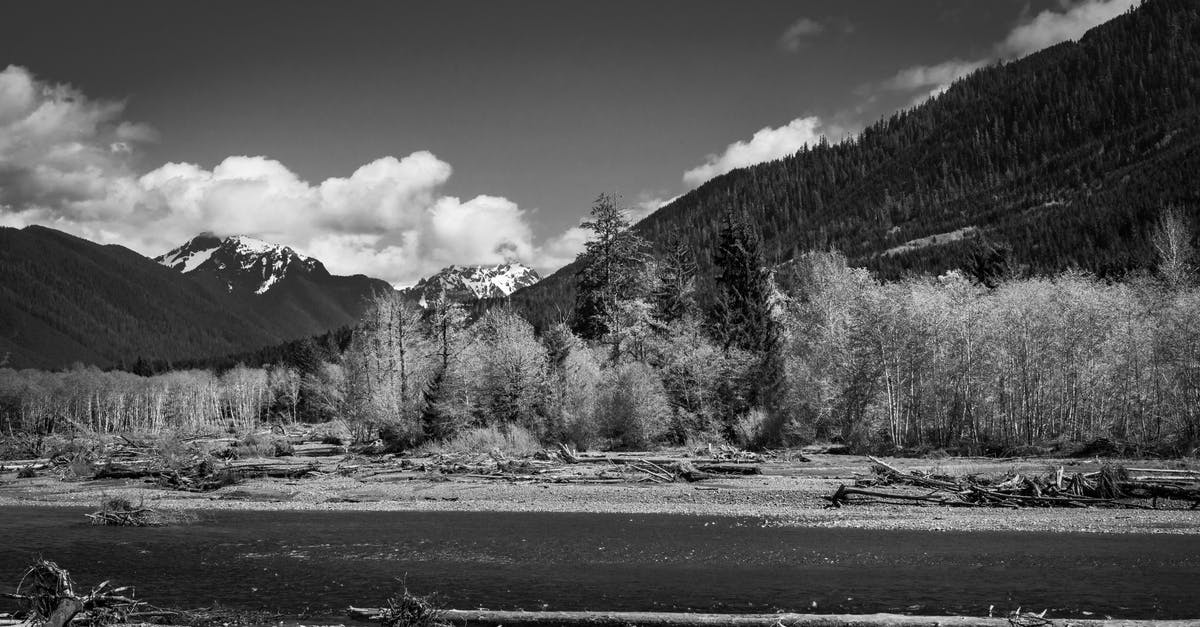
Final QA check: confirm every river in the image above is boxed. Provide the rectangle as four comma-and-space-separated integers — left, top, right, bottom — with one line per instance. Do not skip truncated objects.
1, 507, 1197, 620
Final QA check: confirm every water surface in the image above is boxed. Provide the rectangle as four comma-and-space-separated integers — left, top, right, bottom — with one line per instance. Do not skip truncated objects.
1, 507, 1197, 619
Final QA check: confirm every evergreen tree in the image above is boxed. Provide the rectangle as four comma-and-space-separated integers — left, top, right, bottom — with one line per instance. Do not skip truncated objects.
709, 211, 778, 354
708, 211, 786, 441
572, 193, 651, 348
651, 231, 699, 328
421, 293, 470, 440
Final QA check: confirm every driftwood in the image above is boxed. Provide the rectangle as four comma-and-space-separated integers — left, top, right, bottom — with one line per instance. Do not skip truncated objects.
829, 459, 1200, 510
348, 607, 1200, 627
398, 447, 768, 485
3, 560, 143, 627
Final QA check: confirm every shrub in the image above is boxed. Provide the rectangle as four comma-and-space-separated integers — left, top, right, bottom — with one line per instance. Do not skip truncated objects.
418, 425, 541, 457
378, 422, 424, 454
595, 362, 670, 450
380, 587, 448, 627
235, 433, 293, 458
153, 432, 193, 469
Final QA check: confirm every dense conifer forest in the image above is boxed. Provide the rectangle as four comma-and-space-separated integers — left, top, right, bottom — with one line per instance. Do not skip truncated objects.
507, 0, 1200, 330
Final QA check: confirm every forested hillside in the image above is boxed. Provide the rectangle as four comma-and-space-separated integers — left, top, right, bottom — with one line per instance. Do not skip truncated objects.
0, 226, 282, 369
510, 0, 1200, 329
0, 226, 387, 369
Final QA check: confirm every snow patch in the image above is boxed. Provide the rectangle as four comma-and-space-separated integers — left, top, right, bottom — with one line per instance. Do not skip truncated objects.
884, 226, 979, 257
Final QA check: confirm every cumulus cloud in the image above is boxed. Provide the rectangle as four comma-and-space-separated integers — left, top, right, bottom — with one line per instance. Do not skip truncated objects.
682, 117, 844, 188
882, 59, 988, 92
0, 65, 153, 225
0, 64, 582, 286
777, 18, 825, 52
629, 192, 679, 223
881, 0, 1138, 100
999, 0, 1137, 57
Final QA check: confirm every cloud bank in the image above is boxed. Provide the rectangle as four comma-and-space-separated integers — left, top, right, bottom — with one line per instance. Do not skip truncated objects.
0, 65, 585, 286
682, 117, 845, 188
882, 0, 1138, 100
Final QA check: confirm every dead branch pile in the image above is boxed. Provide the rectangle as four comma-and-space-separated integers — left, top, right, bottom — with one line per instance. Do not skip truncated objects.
84, 497, 194, 527
376, 447, 766, 485
21, 430, 347, 492
2, 559, 145, 627
826, 456, 1200, 510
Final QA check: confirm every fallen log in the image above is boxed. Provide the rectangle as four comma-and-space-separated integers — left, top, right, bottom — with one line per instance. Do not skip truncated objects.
692, 463, 761, 475
291, 443, 346, 457
348, 607, 1199, 627
826, 484, 969, 507
1118, 481, 1200, 504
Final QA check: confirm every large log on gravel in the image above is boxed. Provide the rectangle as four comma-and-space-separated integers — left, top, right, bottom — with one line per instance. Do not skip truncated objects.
692, 463, 761, 475
348, 607, 1197, 627
292, 443, 347, 457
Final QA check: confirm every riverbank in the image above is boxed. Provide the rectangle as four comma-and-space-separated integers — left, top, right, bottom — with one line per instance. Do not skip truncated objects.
2, 453, 1197, 533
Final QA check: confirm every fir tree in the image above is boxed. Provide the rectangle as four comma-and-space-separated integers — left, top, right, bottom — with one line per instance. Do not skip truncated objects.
651, 231, 699, 328
708, 211, 786, 441
421, 293, 469, 440
572, 193, 650, 346
709, 211, 778, 354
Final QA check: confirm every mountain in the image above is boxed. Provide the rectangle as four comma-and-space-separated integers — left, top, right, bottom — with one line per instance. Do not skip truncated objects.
401, 263, 541, 305
507, 0, 1200, 330
0, 226, 281, 369
155, 233, 322, 295
0, 227, 393, 369
155, 233, 393, 340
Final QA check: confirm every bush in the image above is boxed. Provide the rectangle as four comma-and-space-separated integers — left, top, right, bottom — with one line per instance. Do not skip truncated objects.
732, 409, 771, 450
380, 587, 448, 627
379, 422, 424, 454
235, 433, 293, 458
418, 425, 541, 457
595, 362, 670, 450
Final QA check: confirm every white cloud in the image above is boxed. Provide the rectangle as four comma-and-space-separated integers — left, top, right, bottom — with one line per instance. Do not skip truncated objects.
777, 18, 825, 52
882, 59, 988, 92
682, 117, 843, 188
629, 192, 679, 223
881, 0, 1138, 101
533, 226, 590, 272
0, 65, 153, 224
999, 0, 1137, 58
0, 64, 584, 286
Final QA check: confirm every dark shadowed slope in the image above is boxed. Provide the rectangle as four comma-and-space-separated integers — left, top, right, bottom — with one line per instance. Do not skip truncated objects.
0, 226, 391, 369
0, 226, 281, 369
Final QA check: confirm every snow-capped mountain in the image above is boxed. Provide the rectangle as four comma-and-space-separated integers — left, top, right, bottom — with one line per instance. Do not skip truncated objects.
155, 233, 325, 295
403, 263, 542, 305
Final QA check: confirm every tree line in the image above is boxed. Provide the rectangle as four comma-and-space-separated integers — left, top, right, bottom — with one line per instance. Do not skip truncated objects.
4, 198, 1199, 456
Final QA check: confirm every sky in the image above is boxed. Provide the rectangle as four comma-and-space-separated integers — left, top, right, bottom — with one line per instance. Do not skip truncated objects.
0, 0, 1138, 286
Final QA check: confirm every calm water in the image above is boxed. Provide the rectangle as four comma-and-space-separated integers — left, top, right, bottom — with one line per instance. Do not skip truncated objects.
1, 506, 1198, 619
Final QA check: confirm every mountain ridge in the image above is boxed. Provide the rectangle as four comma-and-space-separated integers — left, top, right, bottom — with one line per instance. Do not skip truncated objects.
505, 0, 1200, 330
0, 227, 393, 369
401, 263, 541, 305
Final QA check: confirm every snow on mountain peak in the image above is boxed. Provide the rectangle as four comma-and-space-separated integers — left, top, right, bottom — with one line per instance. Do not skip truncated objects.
154, 233, 321, 294
403, 262, 542, 304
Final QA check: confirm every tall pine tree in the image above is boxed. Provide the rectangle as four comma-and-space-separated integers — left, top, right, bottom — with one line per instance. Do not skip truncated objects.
651, 230, 699, 328
708, 211, 786, 443
709, 211, 778, 354
572, 193, 650, 349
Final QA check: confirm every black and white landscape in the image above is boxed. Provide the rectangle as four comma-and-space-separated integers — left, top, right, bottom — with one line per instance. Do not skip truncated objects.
2, 1, 1200, 626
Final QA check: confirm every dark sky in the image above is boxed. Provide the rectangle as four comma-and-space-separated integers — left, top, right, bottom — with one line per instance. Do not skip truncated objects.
0, 0, 1126, 283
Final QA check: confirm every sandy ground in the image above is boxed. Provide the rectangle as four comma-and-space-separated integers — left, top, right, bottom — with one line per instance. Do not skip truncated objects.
1, 454, 1197, 533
